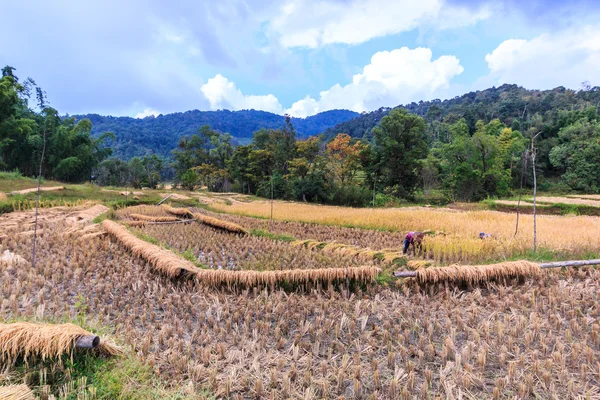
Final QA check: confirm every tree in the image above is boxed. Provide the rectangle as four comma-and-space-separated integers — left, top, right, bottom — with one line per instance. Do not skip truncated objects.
372, 108, 429, 198
326, 133, 365, 186
550, 117, 600, 192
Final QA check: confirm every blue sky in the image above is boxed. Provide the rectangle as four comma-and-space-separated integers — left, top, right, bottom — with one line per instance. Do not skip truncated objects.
1, 0, 599, 118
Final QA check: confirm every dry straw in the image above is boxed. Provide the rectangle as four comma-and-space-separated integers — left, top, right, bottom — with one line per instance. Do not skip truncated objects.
192, 265, 381, 288
0, 322, 122, 364
161, 204, 248, 233
129, 213, 180, 223
293, 239, 403, 264
415, 260, 542, 284
102, 220, 200, 278
0, 385, 36, 400
161, 204, 193, 218
103, 220, 379, 287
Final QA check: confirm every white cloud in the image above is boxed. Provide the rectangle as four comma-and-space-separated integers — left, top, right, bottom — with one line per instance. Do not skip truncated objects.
268, 0, 491, 48
201, 74, 284, 113
484, 25, 600, 89
285, 47, 464, 117
135, 108, 161, 118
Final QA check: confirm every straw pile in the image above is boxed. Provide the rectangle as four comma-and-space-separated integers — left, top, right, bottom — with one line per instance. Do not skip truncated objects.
121, 220, 148, 227
104, 219, 379, 286
415, 260, 542, 284
161, 204, 248, 233
192, 213, 247, 234
0, 322, 122, 364
193, 265, 381, 287
129, 213, 180, 223
102, 220, 200, 278
293, 239, 403, 264
0, 385, 35, 400
11, 186, 65, 195
161, 204, 193, 218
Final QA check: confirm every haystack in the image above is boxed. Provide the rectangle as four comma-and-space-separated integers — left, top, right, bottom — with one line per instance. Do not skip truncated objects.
129, 214, 180, 223
11, 186, 65, 195
102, 220, 200, 277
0, 384, 36, 400
0, 322, 122, 364
415, 260, 542, 284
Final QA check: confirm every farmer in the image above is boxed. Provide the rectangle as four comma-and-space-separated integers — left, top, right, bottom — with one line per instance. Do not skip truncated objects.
403, 231, 425, 254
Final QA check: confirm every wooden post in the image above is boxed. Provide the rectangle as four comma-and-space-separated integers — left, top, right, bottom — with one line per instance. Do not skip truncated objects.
156, 194, 173, 206
531, 132, 541, 254
75, 335, 100, 349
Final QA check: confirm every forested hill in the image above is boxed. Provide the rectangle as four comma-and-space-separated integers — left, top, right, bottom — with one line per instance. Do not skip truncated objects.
78, 109, 358, 159
322, 84, 600, 141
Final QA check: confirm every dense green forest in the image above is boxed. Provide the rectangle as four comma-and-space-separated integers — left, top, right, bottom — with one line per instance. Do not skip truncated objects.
0, 66, 112, 182
3, 63, 600, 204
79, 109, 359, 159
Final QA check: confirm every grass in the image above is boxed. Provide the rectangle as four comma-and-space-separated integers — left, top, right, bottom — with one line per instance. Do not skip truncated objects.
129, 228, 207, 269
249, 228, 297, 242
1, 315, 207, 400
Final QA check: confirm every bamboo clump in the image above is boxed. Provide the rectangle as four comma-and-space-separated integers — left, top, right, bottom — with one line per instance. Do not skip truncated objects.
102, 220, 200, 278
0, 385, 36, 400
415, 260, 542, 284
0, 322, 122, 364
129, 213, 180, 223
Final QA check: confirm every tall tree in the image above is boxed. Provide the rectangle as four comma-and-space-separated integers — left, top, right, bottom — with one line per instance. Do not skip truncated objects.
372, 108, 429, 198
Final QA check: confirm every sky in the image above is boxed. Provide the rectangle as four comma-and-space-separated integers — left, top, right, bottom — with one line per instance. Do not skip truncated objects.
1, 0, 600, 118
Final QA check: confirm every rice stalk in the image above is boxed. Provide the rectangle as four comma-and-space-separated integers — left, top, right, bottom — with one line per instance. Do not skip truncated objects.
0, 322, 122, 364
415, 261, 542, 284
0, 384, 36, 400
161, 204, 193, 218
129, 214, 180, 223
102, 220, 201, 278
193, 265, 381, 288
192, 213, 247, 234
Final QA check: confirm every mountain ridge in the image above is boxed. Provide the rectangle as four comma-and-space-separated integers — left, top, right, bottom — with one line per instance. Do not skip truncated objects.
78, 108, 359, 159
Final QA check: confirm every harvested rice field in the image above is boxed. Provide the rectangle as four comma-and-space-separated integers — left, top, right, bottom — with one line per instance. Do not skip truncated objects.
210, 200, 600, 263
1, 203, 599, 398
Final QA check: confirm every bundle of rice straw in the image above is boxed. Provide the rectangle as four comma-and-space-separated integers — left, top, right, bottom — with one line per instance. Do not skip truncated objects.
102, 220, 200, 278
121, 220, 148, 227
0, 322, 122, 364
129, 214, 180, 223
104, 219, 379, 286
192, 213, 247, 234
160, 204, 193, 218
415, 260, 542, 284
161, 205, 247, 234
0, 384, 36, 400
193, 265, 381, 287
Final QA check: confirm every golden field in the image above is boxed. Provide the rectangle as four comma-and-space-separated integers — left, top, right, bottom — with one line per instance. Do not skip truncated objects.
1, 207, 599, 399
210, 201, 600, 263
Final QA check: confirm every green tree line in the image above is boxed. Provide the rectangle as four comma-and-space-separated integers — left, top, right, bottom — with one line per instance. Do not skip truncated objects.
0, 66, 113, 182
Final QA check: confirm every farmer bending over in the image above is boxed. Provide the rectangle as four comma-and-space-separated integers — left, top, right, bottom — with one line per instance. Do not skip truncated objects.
403, 231, 425, 254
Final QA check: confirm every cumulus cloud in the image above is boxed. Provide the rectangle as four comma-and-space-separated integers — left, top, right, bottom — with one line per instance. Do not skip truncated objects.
285, 47, 464, 117
135, 108, 161, 119
268, 0, 490, 48
483, 25, 600, 89
201, 74, 284, 113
